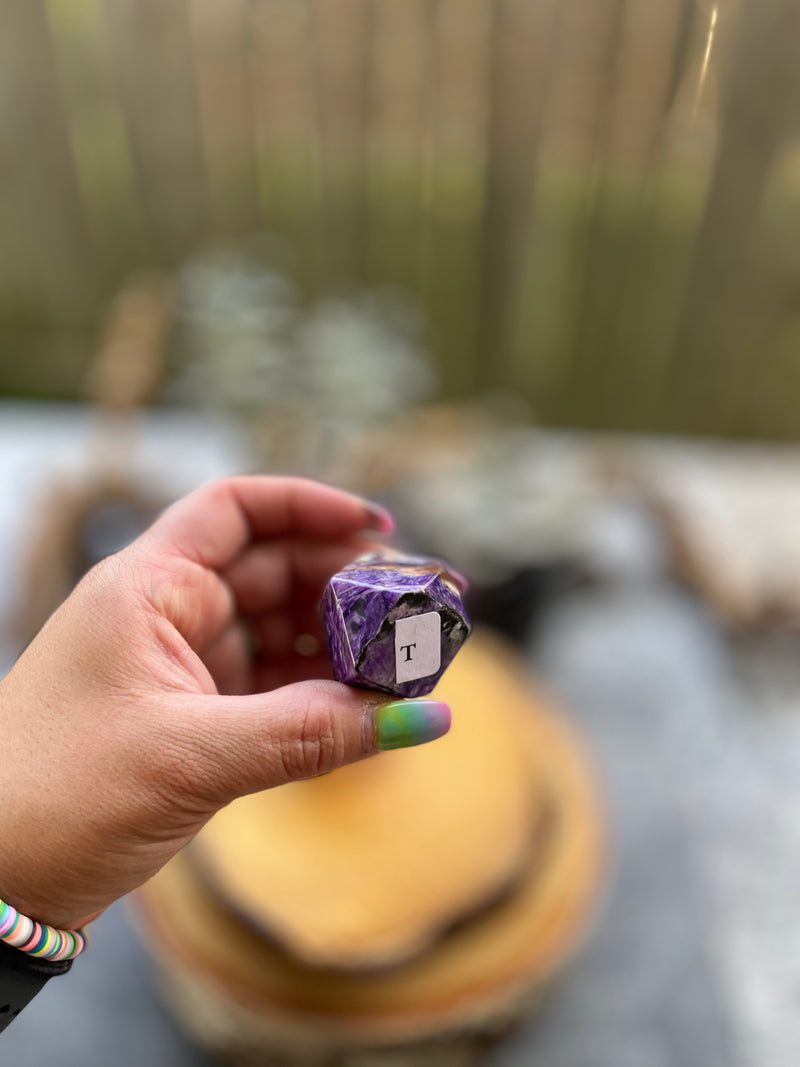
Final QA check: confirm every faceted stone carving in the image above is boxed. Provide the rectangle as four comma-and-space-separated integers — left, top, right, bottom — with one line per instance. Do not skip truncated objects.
322, 552, 471, 698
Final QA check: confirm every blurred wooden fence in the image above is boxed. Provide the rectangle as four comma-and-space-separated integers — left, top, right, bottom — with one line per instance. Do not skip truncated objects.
2, 0, 800, 436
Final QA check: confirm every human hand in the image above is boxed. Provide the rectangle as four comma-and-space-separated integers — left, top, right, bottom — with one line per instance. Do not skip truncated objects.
0, 477, 451, 930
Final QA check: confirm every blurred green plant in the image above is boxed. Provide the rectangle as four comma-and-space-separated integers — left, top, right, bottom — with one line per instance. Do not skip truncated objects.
166, 249, 435, 478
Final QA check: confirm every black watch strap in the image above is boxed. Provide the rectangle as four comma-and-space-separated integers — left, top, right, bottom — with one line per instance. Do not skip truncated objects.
0, 938, 72, 1032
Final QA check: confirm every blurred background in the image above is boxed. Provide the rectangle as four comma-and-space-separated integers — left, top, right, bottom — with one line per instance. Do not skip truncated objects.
2, 0, 800, 1064
4, 0, 800, 438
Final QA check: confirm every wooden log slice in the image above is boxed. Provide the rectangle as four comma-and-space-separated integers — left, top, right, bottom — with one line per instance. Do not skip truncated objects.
132, 631, 604, 1061
190, 629, 546, 971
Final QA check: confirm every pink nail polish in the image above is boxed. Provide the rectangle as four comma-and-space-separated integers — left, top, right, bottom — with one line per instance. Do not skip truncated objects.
353, 496, 394, 534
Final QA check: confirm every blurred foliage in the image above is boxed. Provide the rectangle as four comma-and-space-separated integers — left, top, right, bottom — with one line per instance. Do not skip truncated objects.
165, 247, 436, 475
2, 0, 800, 437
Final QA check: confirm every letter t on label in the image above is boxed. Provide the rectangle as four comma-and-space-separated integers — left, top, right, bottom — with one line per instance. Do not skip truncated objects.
395, 612, 441, 683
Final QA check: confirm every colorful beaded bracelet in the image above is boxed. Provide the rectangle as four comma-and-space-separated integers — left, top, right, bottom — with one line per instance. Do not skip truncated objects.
0, 898, 87, 962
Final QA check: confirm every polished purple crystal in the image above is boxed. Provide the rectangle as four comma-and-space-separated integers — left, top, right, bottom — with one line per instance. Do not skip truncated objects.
322, 552, 471, 698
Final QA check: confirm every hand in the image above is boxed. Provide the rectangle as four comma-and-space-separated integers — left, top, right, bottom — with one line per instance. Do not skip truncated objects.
0, 477, 450, 929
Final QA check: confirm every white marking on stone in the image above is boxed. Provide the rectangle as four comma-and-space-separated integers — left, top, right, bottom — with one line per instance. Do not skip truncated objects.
395, 611, 441, 683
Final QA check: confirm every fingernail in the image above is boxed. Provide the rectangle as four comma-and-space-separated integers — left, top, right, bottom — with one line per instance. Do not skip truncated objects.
352, 495, 395, 535
373, 699, 451, 751
449, 566, 470, 593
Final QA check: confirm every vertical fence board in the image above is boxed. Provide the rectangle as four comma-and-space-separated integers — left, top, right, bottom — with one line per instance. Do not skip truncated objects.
104, 0, 210, 262
189, 0, 260, 241
507, 0, 619, 413
669, 0, 800, 435
0, 0, 96, 322
599, 0, 698, 431
741, 144, 800, 438
309, 0, 374, 286
568, 0, 689, 430
598, 0, 711, 431
476, 0, 559, 392
46, 0, 149, 286
362, 0, 430, 295
248, 0, 325, 291
418, 0, 492, 394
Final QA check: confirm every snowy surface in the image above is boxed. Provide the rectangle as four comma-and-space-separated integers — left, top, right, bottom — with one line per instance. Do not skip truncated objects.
0, 404, 797, 1066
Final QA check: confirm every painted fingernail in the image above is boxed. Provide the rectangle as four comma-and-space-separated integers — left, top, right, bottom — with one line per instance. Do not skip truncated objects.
352, 495, 395, 535
373, 699, 451, 751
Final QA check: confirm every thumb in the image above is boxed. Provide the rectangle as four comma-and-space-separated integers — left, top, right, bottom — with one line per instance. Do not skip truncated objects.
187, 681, 451, 802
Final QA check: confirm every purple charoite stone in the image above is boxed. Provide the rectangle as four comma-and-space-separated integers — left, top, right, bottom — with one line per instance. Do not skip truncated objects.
322, 552, 471, 698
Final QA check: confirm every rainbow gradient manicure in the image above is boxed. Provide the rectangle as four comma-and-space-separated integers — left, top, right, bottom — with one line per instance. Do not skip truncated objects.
374, 699, 451, 751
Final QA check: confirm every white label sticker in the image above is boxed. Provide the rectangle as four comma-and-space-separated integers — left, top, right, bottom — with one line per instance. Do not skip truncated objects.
395, 612, 441, 683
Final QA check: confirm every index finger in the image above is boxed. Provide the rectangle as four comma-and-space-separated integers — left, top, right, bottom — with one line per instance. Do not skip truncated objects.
142, 476, 394, 570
